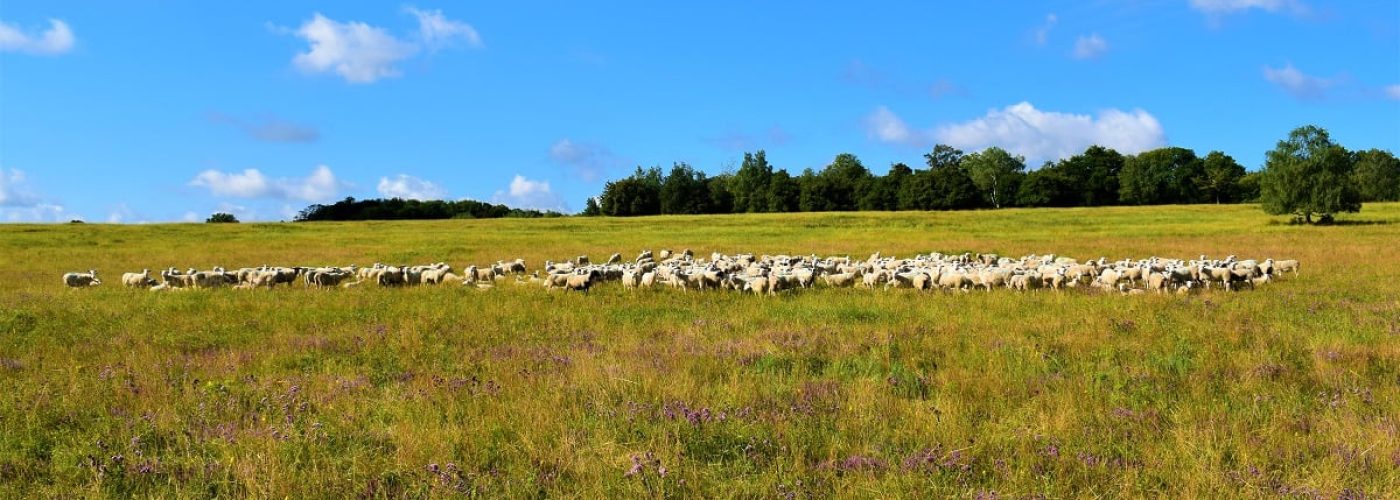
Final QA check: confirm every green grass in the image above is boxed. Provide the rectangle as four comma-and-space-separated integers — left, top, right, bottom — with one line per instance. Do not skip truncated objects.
2, 204, 1398, 497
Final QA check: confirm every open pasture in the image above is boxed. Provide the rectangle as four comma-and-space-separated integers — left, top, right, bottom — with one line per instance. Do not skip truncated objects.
2, 204, 1398, 496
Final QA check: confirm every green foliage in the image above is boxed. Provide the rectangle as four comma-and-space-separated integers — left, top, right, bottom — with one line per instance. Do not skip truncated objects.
584, 134, 1386, 216
1057, 145, 1125, 207
296, 197, 560, 221
206, 212, 240, 223
1016, 165, 1072, 207
600, 167, 663, 216
766, 170, 800, 213
581, 197, 602, 216
1237, 171, 1263, 202
1199, 151, 1247, 204
730, 151, 773, 213
1119, 147, 1203, 205
962, 147, 1026, 208
659, 163, 709, 215
1350, 148, 1400, 202
1259, 125, 1361, 223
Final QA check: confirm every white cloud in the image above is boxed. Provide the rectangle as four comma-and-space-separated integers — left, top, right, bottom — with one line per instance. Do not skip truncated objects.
106, 203, 141, 224
0, 168, 83, 222
0, 19, 74, 55
867, 102, 1165, 164
182, 211, 201, 223
377, 174, 447, 200
406, 7, 482, 50
2, 203, 78, 223
865, 106, 918, 146
1263, 63, 1332, 100
492, 175, 567, 212
285, 9, 481, 84
1386, 84, 1400, 101
1188, 0, 1305, 15
291, 13, 417, 83
1073, 33, 1109, 60
1033, 13, 1058, 45
549, 139, 620, 182
935, 102, 1164, 163
0, 169, 40, 207
189, 165, 345, 202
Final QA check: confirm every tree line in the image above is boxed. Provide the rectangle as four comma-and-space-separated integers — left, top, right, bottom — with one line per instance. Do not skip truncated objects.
584, 126, 1398, 222
295, 197, 564, 222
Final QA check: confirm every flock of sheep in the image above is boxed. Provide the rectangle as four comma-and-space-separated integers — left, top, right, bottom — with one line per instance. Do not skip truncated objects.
61, 249, 1299, 296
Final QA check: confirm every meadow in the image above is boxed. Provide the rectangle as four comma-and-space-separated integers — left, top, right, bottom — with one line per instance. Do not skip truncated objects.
1, 204, 1398, 497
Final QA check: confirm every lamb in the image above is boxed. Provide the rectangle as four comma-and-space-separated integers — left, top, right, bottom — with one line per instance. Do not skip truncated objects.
122, 269, 157, 288
63, 270, 101, 287
1007, 273, 1034, 291
161, 268, 194, 288
564, 270, 598, 292
1272, 259, 1300, 276
822, 271, 858, 288
1146, 272, 1169, 293
606, 253, 622, 265
744, 275, 772, 295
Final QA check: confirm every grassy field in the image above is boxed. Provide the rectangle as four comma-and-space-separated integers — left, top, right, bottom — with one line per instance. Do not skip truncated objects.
2, 204, 1398, 497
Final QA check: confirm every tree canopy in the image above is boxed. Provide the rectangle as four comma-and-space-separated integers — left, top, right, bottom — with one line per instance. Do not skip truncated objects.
1259, 125, 1361, 223
582, 127, 1385, 222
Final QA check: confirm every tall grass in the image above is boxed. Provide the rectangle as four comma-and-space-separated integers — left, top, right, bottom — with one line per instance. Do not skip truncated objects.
1, 204, 1398, 496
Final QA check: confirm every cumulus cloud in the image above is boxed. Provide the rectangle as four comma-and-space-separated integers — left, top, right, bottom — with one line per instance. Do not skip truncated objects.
106, 203, 142, 224
189, 165, 346, 202
406, 7, 482, 50
492, 175, 567, 212
935, 102, 1164, 162
867, 103, 1165, 163
1188, 0, 1306, 15
0, 169, 40, 207
1032, 13, 1058, 45
0, 168, 81, 222
290, 13, 418, 83
1073, 34, 1109, 60
377, 174, 447, 200
208, 112, 319, 143
1262, 63, 1333, 100
865, 106, 918, 146
549, 139, 621, 182
285, 9, 481, 84
0, 19, 74, 55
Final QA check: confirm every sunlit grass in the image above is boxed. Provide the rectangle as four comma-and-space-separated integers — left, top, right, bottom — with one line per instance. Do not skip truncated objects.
2, 203, 1397, 496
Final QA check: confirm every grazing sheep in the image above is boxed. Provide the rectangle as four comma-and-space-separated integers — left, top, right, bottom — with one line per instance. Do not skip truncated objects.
122, 269, 157, 288
1272, 259, 1300, 276
63, 270, 101, 287
564, 270, 598, 292
822, 272, 858, 288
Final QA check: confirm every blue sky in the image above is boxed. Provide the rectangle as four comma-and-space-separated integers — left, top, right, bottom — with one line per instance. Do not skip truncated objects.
1, 1, 1397, 222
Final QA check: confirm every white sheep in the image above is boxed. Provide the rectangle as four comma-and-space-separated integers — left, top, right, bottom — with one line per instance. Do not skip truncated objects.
122, 269, 157, 288
63, 270, 101, 287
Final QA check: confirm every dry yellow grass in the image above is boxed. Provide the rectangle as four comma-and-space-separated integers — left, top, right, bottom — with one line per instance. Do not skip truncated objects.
1, 203, 1397, 496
